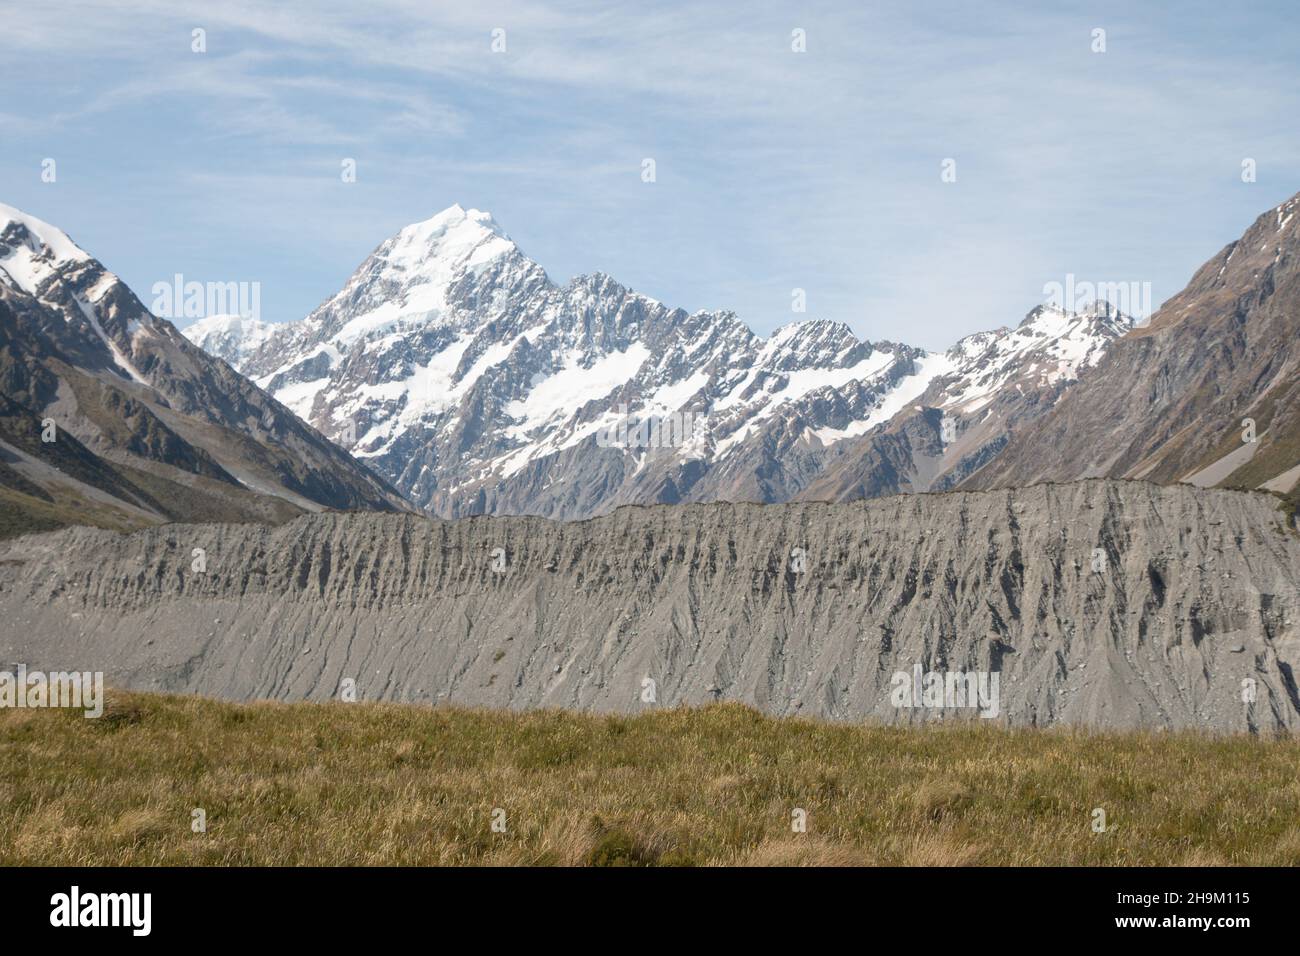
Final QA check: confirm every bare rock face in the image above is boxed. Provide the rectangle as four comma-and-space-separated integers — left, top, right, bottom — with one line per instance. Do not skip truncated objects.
1, 479, 1296, 732
0, 202, 413, 535
799, 301, 1134, 502
966, 193, 1300, 504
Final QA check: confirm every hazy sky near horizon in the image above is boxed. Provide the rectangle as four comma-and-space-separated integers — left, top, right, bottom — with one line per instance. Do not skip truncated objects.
3, 0, 1298, 350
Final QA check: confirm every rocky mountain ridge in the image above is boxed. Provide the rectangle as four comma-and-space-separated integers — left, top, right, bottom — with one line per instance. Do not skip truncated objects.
966, 193, 1300, 509
191, 204, 1134, 519
0, 201, 412, 537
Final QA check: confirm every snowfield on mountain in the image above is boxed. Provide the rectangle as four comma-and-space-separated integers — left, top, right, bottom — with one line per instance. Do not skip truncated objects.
188, 204, 1136, 519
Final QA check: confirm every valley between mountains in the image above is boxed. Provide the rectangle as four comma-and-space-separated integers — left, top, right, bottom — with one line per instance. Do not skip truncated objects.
1, 193, 1298, 732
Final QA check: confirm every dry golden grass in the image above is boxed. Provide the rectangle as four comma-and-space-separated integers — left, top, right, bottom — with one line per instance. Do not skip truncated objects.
1, 690, 1298, 866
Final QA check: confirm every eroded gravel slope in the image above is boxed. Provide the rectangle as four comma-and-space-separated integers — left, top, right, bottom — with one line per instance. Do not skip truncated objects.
1, 480, 1297, 731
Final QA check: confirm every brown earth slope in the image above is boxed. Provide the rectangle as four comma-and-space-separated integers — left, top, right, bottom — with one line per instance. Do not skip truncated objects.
965, 192, 1300, 518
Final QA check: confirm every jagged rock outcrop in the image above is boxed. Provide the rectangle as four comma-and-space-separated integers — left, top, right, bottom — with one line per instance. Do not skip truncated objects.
2, 479, 1296, 732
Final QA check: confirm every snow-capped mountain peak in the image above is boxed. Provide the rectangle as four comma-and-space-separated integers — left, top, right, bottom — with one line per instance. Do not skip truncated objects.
183, 314, 276, 368
933, 300, 1133, 414
0, 201, 165, 387
1018, 298, 1128, 330
0, 201, 92, 296
199, 205, 1135, 519
0, 200, 411, 523
383, 204, 515, 275
289, 204, 544, 355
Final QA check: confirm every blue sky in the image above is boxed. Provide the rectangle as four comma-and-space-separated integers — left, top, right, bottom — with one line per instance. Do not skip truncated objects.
3, 0, 1298, 350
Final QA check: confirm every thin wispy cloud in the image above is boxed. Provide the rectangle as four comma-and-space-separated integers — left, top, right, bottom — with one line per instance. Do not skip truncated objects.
3, 1, 1298, 348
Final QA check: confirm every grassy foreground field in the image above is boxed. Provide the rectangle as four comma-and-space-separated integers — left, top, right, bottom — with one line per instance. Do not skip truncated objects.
2, 691, 1298, 866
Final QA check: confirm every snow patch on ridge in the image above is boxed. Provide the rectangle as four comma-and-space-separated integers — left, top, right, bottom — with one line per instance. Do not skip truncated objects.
72, 295, 150, 386
506, 344, 651, 440
0, 201, 92, 296
813, 351, 956, 445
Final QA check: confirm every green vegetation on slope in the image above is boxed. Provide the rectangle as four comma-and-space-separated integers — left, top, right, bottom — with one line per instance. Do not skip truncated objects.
0, 484, 152, 540
1, 691, 1297, 866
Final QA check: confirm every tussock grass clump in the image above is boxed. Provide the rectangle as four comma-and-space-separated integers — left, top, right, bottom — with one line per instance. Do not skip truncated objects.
1, 690, 1297, 866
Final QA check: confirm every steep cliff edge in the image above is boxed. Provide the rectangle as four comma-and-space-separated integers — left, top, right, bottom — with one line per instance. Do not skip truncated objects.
1, 480, 1296, 731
